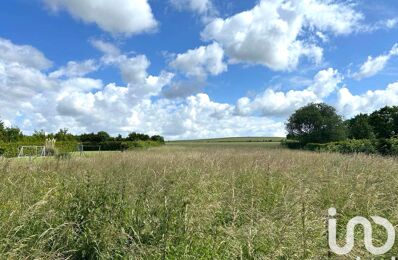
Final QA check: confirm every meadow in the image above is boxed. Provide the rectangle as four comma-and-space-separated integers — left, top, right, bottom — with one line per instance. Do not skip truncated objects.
0, 142, 398, 259
168, 137, 284, 143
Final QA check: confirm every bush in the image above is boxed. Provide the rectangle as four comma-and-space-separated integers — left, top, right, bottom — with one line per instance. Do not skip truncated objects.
124, 141, 163, 149
303, 143, 327, 151
45, 147, 57, 156
57, 142, 80, 153
0, 141, 79, 158
96, 141, 124, 151
150, 135, 165, 143
322, 139, 377, 154
295, 139, 398, 156
375, 139, 398, 156
0, 140, 164, 158
284, 139, 379, 154
281, 140, 304, 150
0, 142, 41, 158
79, 141, 164, 152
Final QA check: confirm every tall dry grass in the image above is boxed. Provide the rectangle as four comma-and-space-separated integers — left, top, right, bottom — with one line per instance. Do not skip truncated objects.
0, 144, 397, 259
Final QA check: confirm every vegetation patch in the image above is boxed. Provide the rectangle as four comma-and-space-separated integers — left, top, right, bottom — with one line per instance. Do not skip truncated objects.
285, 103, 398, 156
0, 121, 165, 158
0, 144, 397, 258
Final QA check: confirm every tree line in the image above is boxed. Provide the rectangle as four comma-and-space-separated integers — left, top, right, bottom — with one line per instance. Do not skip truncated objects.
286, 103, 398, 144
0, 123, 164, 144
285, 103, 398, 155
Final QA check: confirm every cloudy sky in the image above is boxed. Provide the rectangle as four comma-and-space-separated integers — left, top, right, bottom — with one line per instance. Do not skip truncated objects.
0, 0, 397, 139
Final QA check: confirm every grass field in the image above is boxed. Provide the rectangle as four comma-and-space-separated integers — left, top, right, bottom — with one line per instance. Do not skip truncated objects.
168, 137, 284, 143
0, 143, 397, 258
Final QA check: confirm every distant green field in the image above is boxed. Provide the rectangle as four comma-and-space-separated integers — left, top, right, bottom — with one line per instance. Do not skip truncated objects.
168, 136, 284, 143
166, 141, 283, 149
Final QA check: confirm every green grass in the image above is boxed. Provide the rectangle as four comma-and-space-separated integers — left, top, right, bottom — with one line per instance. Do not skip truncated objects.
0, 143, 397, 258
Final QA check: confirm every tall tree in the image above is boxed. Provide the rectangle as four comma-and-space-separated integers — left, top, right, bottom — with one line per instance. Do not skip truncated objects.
286, 103, 347, 144
55, 128, 75, 141
97, 131, 110, 142
4, 127, 23, 142
369, 106, 398, 138
346, 114, 374, 140
32, 130, 46, 141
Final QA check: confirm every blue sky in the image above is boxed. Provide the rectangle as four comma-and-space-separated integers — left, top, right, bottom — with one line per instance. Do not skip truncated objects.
0, 0, 398, 139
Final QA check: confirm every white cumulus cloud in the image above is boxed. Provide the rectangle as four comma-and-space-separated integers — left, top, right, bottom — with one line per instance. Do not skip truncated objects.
170, 42, 227, 79
91, 40, 175, 98
0, 38, 52, 70
49, 60, 98, 78
337, 82, 398, 118
236, 68, 342, 116
353, 43, 398, 80
0, 37, 288, 138
43, 0, 158, 36
202, 0, 362, 71
6, 36, 398, 140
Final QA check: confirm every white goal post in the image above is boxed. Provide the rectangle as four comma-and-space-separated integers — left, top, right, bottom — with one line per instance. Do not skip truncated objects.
18, 146, 46, 158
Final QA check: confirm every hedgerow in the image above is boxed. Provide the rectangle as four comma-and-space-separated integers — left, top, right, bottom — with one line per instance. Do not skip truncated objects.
0, 140, 164, 158
80, 141, 163, 151
284, 139, 398, 156
0, 141, 79, 158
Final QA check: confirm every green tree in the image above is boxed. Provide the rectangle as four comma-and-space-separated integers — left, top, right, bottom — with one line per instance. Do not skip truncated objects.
80, 131, 110, 143
127, 132, 150, 141
0, 121, 5, 141
127, 132, 138, 141
346, 114, 374, 140
31, 130, 46, 141
55, 128, 76, 141
0, 120, 23, 142
369, 106, 398, 138
4, 127, 23, 142
286, 103, 347, 144
97, 131, 110, 142
150, 135, 165, 143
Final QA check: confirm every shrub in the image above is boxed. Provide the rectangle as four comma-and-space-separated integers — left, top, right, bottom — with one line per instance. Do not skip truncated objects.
45, 138, 58, 156
297, 139, 398, 156
79, 141, 163, 152
0, 140, 164, 158
0, 141, 79, 158
0, 142, 41, 157
126, 141, 145, 149
281, 140, 304, 150
375, 139, 398, 156
56, 141, 79, 153
324, 139, 377, 154
125, 141, 162, 149
96, 141, 124, 151
150, 135, 165, 143
303, 143, 327, 152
